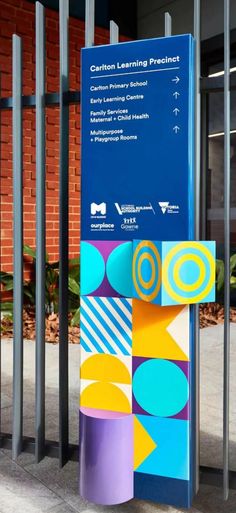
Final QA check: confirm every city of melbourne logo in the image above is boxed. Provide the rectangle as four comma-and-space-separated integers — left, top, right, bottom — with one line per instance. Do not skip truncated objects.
158, 202, 180, 214
90, 202, 106, 218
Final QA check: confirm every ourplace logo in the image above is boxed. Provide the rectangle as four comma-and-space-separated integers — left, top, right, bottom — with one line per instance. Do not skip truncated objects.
158, 201, 180, 214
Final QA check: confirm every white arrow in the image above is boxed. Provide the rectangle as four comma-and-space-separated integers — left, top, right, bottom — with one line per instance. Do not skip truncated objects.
173, 125, 180, 133
173, 91, 180, 99
172, 76, 180, 84
173, 107, 180, 116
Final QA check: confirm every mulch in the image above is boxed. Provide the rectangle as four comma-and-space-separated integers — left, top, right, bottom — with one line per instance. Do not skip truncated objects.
1, 309, 80, 344
1, 303, 236, 342
199, 303, 236, 328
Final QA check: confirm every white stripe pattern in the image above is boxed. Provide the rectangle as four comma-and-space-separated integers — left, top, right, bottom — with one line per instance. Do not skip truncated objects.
81, 297, 132, 356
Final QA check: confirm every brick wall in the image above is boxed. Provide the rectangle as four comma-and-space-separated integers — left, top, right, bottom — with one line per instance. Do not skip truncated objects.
0, 0, 125, 274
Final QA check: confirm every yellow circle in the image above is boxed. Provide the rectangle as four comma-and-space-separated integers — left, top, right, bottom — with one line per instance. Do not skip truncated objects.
133, 241, 161, 302
173, 254, 206, 292
162, 242, 215, 304
137, 252, 155, 289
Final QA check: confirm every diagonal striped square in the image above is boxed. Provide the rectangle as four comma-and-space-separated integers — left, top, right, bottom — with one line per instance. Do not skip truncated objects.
80, 297, 132, 356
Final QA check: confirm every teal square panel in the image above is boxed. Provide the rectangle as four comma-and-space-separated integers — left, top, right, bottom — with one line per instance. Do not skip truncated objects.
161, 241, 216, 305
134, 414, 190, 481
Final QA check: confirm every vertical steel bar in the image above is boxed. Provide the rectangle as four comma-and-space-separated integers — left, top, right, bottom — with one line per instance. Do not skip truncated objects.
194, 0, 201, 494
59, 0, 69, 467
200, 93, 209, 240
0, 72, 2, 438
35, 1, 46, 463
85, 0, 95, 47
110, 20, 119, 44
164, 12, 172, 37
223, 0, 231, 501
12, 34, 23, 460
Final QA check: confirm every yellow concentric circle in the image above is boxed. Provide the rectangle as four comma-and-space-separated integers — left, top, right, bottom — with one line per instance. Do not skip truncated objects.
133, 241, 161, 302
162, 242, 215, 304
173, 254, 206, 292
137, 252, 156, 289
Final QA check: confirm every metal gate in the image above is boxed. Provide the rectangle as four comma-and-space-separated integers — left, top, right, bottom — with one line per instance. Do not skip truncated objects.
0, 0, 235, 502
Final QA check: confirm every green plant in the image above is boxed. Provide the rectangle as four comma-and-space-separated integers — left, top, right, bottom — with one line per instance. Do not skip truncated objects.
0, 245, 80, 326
216, 253, 236, 295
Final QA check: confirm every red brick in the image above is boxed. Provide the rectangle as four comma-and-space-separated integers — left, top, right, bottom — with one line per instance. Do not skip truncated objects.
0, 0, 128, 272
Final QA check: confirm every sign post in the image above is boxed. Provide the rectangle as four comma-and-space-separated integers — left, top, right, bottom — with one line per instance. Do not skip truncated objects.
79, 35, 214, 508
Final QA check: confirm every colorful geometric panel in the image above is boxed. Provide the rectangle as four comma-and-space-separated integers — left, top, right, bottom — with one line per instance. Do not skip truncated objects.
80, 297, 132, 356
132, 300, 189, 361
80, 351, 132, 414
132, 239, 216, 305
134, 414, 190, 481
80, 350, 132, 383
134, 415, 157, 470
132, 240, 162, 303
162, 240, 216, 305
132, 358, 189, 419
81, 240, 132, 297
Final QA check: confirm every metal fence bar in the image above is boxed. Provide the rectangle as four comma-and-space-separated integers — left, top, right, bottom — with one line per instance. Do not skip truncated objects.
85, 0, 95, 47
1, 75, 236, 111
59, 0, 69, 467
35, 1, 46, 463
200, 93, 209, 240
0, 72, 2, 439
223, 0, 231, 501
164, 12, 172, 37
0, 91, 81, 110
194, 0, 201, 494
12, 34, 23, 460
110, 20, 119, 44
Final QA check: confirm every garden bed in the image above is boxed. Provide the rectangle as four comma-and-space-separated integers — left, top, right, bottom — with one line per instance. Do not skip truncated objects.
199, 302, 236, 328
2, 303, 236, 343
1, 309, 80, 344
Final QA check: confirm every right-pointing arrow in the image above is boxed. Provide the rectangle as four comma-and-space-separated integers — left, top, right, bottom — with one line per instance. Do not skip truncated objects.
172, 76, 180, 84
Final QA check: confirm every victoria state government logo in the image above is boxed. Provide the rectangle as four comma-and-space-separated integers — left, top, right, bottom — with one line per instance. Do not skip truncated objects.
158, 201, 180, 214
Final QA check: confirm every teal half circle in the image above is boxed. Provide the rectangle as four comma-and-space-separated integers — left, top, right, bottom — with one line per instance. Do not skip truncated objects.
81, 242, 105, 295
106, 242, 132, 297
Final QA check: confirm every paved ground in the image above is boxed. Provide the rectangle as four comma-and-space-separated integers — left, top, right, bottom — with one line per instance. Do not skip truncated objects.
1, 324, 236, 513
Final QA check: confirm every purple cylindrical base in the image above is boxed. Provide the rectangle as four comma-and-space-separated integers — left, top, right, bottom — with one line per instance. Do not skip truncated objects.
79, 407, 134, 505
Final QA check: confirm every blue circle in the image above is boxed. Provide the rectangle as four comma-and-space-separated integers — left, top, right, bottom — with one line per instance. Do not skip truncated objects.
133, 359, 189, 417
167, 247, 210, 300
134, 244, 160, 299
81, 242, 105, 295
106, 242, 132, 297
179, 260, 200, 285
141, 258, 153, 283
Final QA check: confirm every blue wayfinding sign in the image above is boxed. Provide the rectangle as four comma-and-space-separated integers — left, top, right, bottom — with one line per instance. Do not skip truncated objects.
81, 34, 195, 242
81, 34, 196, 509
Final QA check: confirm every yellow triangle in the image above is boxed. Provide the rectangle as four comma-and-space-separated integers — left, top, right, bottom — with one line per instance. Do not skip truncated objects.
134, 416, 157, 470
133, 300, 189, 361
